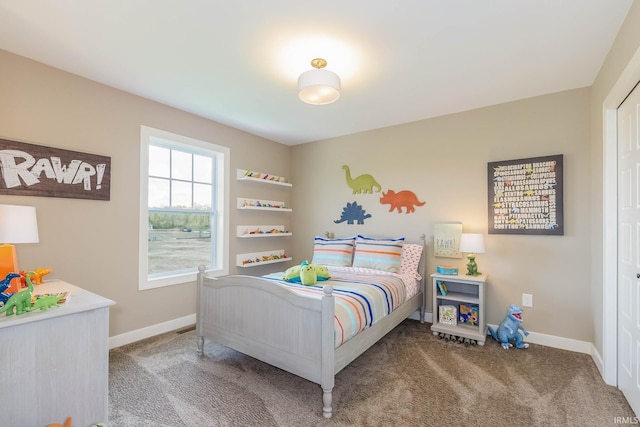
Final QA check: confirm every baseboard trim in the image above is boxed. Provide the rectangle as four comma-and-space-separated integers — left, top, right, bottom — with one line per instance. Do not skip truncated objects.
486, 323, 592, 354
109, 313, 196, 349
108, 313, 593, 359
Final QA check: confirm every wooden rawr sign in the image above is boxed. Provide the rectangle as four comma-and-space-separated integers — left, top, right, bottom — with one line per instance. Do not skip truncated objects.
0, 138, 111, 201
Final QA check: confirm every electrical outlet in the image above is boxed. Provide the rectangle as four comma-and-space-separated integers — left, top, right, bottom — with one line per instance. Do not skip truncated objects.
522, 293, 533, 308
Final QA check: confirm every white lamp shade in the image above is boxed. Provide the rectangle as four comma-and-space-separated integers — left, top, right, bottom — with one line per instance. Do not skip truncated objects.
0, 204, 39, 243
298, 68, 341, 105
459, 233, 485, 254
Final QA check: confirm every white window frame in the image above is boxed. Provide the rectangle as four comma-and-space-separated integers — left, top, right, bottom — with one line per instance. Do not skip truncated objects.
139, 125, 229, 290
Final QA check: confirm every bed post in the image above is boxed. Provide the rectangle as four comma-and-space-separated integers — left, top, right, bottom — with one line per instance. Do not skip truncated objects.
419, 233, 427, 323
196, 265, 205, 355
321, 283, 335, 418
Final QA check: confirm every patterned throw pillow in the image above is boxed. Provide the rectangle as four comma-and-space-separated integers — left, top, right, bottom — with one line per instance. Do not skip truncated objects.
311, 236, 356, 267
400, 243, 423, 280
352, 235, 405, 273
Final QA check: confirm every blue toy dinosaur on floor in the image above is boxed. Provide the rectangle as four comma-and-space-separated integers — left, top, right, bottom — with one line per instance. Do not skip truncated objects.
488, 304, 530, 349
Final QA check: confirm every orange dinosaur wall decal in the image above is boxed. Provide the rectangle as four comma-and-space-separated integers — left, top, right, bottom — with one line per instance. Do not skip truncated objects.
379, 189, 425, 214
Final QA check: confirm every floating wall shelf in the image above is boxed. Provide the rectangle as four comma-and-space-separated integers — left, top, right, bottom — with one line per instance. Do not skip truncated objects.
237, 225, 292, 238
237, 250, 291, 267
237, 169, 292, 187
236, 198, 292, 212
236, 168, 292, 270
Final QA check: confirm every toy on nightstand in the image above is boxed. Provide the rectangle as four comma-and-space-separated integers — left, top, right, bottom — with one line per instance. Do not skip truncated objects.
488, 304, 530, 349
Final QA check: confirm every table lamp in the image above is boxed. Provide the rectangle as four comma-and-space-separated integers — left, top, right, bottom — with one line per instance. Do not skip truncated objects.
459, 233, 485, 276
0, 204, 40, 293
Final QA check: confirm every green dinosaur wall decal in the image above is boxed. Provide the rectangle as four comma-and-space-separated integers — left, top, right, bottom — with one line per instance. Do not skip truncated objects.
342, 165, 381, 194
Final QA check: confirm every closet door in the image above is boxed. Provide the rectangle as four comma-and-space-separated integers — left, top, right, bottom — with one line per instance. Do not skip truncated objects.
618, 82, 640, 416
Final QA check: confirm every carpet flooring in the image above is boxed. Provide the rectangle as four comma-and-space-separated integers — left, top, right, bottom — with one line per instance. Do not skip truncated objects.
108, 320, 635, 426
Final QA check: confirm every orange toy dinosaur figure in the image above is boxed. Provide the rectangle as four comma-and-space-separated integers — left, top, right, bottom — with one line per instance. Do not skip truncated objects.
19, 267, 52, 288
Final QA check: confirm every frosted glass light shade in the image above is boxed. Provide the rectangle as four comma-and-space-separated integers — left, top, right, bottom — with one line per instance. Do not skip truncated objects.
0, 204, 40, 244
459, 233, 485, 254
298, 68, 341, 105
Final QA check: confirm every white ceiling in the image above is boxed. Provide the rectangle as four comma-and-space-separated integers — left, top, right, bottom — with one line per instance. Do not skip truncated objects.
0, 1, 633, 145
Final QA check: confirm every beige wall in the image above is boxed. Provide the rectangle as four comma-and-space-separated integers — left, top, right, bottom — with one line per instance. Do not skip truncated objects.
590, 2, 640, 356
0, 49, 292, 337
291, 88, 592, 341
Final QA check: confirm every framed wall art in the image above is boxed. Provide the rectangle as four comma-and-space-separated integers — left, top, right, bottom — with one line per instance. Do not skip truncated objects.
487, 154, 563, 235
434, 222, 463, 258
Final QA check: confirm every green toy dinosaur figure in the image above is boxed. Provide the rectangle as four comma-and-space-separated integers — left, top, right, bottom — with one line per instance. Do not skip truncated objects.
27, 293, 65, 311
0, 271, 34, 316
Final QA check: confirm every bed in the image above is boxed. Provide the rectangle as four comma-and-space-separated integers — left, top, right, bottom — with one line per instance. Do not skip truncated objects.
196, 234, 426, 418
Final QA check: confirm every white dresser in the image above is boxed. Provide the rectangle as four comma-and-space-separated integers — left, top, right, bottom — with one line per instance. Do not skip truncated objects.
0, 280, 114, 427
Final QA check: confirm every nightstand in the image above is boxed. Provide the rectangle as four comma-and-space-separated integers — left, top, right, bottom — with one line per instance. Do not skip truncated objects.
431, 273, 487, 345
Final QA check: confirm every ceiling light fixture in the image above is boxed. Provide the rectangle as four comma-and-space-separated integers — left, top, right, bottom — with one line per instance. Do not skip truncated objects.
298, 58, 341, 105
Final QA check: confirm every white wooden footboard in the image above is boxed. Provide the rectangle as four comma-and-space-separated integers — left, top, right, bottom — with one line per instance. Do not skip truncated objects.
196, 263, 425, 418
196, 266, 336, 417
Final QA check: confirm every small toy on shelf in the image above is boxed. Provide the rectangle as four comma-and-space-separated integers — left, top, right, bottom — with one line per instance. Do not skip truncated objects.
242, 227, 289, 236
242, 169, 286, 183
487, 304, 530, 349
241, 252, 288, 265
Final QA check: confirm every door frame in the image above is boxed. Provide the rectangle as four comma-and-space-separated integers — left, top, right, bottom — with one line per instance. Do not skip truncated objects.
603, 45, 640, 386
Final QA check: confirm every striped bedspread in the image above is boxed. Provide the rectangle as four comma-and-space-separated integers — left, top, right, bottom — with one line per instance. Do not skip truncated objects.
263, 267, 412, 348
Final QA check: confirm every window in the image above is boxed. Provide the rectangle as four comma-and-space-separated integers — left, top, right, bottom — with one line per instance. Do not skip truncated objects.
139, 126, 229, 290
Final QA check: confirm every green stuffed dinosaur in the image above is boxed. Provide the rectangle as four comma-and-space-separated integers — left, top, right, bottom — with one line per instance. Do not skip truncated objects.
299, 262, 317, 286
283, 261, 330, 286
0, 271, 34, 316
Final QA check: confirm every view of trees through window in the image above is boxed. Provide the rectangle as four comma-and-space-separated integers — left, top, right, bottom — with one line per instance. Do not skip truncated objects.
147, 142, 216, 276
